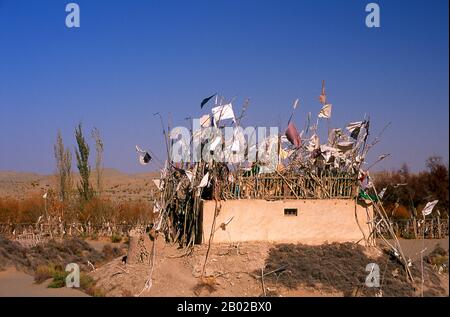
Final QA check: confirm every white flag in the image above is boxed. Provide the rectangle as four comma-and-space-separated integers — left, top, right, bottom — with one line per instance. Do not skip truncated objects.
185, 171, 194, 183
136, 145, 151, 165
152, 179, 162, 190
337, 141, 354, 152
199, 114, 212, 128
378, 187, 387, 199
231, 138, 240, 152
43, 192, 48, 199
346, 121, 364, 133
422, 200, 438, 216
198, 172, 209, 188
318, 104, 332, 118
209, 136, 222, 151
212, 103, 235, 124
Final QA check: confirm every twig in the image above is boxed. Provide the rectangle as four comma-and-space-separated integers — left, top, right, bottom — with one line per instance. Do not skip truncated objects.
254, 264, 288, 278
261, 267, 266, 297
201, 199, 221, 279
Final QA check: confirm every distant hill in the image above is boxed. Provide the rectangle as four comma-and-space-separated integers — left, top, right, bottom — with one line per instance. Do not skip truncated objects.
0, 169, 159, 201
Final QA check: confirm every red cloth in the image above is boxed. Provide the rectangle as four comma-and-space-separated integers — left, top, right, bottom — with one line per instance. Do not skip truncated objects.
285, 122, 301, 148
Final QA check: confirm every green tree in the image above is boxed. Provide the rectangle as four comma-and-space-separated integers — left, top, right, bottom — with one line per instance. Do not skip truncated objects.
54, 131, 72, 201
91, 127, 104, 196
75, 123, 93, 201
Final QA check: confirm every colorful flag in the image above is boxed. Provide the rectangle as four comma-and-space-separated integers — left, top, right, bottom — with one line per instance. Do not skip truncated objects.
318, 104, 332, 118
200, 93, 217, 108
285, 121, 301, 148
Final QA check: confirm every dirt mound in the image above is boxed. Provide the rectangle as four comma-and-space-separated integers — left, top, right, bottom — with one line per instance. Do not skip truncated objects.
89, 238, 448, 297
0, 236, 30, 271
0, 235, 123, 274
261, 242, 448, 297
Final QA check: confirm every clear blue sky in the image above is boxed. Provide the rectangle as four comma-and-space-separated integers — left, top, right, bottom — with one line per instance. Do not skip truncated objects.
0, 0, 448, 174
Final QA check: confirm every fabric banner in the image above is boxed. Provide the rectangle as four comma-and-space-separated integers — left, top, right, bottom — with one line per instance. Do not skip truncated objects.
200, 93, 217, 108
285, 122, 301, 148
198, 172, 209, 188
346, 121, 365, 139
136, 145, 152, 165
199, 114, 212, 128
318, 104, 332, 118
212, 103, 235, 123
422, 200, 439, 216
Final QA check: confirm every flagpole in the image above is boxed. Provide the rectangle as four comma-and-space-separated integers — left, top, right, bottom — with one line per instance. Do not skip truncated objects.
154, 112, 170, 162
287, 99, 299, 126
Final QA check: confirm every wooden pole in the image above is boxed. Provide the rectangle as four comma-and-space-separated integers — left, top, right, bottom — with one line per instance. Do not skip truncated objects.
413, 217, 418, 239
437, 216, 441, 239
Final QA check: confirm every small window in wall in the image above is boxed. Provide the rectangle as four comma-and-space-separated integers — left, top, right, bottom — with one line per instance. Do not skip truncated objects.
284, 208, 298, 216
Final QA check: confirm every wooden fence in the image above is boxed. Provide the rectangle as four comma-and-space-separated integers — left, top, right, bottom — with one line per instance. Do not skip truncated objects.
222, 173, 357, 200
379, 218, 449, 239
0, 222, 141, 241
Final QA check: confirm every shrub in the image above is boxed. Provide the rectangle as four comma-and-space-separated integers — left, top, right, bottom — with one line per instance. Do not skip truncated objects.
110, 234, 122, 243
374, 156, 449, 218
80, 273, 105, 297
47, 270, 69, 288
34, 264, 63, 284
0, 196, 152, 227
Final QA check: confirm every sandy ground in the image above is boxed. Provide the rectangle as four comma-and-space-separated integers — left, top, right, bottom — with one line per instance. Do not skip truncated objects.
0, 235, 447, 297
84, 239, 125, 253
91, 239, 337, 297
379, 238, 449, 262
90, 237, 448, 297
0, 268, 88, 297
0, 236, 126, 297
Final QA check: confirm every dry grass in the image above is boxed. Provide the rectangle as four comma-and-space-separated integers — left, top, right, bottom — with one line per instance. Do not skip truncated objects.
0, 236, 124, 273
0, 195, 152, 226
0, 195, 44, 224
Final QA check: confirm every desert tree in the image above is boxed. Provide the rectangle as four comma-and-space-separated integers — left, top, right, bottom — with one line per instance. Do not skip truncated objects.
54, 131, 73, 201
91, 127, 104, 196
75, 123, 93, 201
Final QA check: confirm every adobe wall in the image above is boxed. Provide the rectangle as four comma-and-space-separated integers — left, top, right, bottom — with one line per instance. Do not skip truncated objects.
201, 199, 373, 245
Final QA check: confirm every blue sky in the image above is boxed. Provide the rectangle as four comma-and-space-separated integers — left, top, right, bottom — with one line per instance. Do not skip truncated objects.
0, 0, 448, 174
